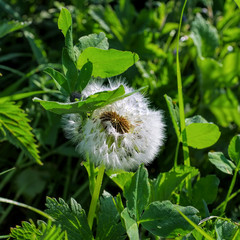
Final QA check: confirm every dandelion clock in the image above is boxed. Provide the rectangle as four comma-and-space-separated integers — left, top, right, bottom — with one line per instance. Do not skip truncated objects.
62, 79, 165, 171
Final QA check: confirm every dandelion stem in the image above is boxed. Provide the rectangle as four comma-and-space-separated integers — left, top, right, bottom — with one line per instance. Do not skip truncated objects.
87, 164, 105, 229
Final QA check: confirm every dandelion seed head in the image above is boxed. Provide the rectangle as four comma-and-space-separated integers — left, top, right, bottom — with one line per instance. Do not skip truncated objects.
62, 79, 165, 170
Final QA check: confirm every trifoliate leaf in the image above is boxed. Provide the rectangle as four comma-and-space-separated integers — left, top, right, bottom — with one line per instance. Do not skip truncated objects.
45, 197, 93, 240
77, 47, 139, 78
0, 20, 30, 38
228, 135, 240, 164
140, 201, 200, 238
208, 152, 236, 175
10, 220, 67, 240
123, 164, 150, 221
96, 192, 126, 240
0, 101, 41, 165
58, 8, 72, 37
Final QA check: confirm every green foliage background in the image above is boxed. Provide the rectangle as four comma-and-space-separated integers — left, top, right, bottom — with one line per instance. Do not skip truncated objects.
0, 0, 240, 236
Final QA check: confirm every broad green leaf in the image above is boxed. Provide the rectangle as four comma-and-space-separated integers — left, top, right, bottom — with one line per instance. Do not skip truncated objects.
123, 164, 150, 221
96, 192, 126, 240
77, 32, 109, 52
77, 47, 139, 78
208, 152, 236, 175
76, 61, 93, 92
228, 135, 240, 164
164, 94, 180, 137
235, 0, 240, 8
0, 102, 41, 165
150, 165, 199, 202
10, 220, 67, 240
106, 169, 134, 190
62, 48, 78, 92
58, 8, 72, 37
0, 20, 30, 38
192, 175, 219, 214
121, 208, 139, 240
190, 13, 219, 57
186, 123, 221, 149
140, 201, 200, 238
215, 219, 238, 240
44, 67, 70, 96
45, 197, 93, 240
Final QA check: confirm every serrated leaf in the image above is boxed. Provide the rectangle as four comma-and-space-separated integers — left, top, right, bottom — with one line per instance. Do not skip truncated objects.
45, 197, 93, 240
150, 165, 199, 202
123, 164, 150, 221
0, 20, 30, 38
44, 67, 70, 96
77, 32, 109, 52
0, 102, 41, 164
228, 135, 240, 164
208, 152, 236, 175
140, 201, 200, 238
121, 208, 139, 240
186, 123, 221, 149
58, 8, 72, 37
106, 169, 134, 190
77, 47, 139, 78
96, 192, 126, 240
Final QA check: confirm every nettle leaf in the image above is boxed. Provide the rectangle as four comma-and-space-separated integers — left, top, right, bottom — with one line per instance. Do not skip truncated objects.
10, 220, 67, 240
228, 135, 240, 164
0, 102, 41, 165
45, 197, 93, 240
33, 85, 146, 115
106, 169, 134, 190
208, 152, 236, 175
44, 67, 70, 96
121, 208, 139, 240
58, 8, 72, 37
192, 175, 219, 214
190, 13, 219, 58
140, 201, 200, 238
123, 164, 150, 221
150, 165, 199, 202
215, 219, 238, 240
77, 32, 109, 52
77, 47, 139, 78
96, 192, 126, 240
0, 20, 30, 38
186, 123, 221, 149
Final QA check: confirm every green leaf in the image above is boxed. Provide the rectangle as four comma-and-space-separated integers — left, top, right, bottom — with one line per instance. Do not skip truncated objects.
0, 102, 41, 165
185, 115, 208, 125
10, 220, 67, 240
96, 192, 126, 240
58, 8, 72, 37
215, 219, 238, 240
77, 32, 109, 52
44, 67, 70, 96
235, 0, 240, 8
192, 175, 219, 214
121, 208, 139, 240
106, 169, 134, 190
190, 13, 219, 57
140, 201, 200, 238
0, 20, 30, 38
77, 47, 139, 78
45, 197, 93, 240
65, 25, 75, 62
62, 47, 78, 92
77, 61, 93, 92
150, 165, 199, 202
186, 123, 221, 149
208, 152, 236, 175
228, 135, 240, 164
123, 164, 150, 221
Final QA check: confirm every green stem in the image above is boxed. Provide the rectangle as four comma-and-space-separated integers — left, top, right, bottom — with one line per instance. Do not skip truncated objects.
87, 164, 105, 229
0, 197, 54, 221
174, 140, 180, 168
221, 161, 240, 215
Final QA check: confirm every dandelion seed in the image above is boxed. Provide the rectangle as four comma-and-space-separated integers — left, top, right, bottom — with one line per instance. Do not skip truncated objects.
62, 79, 165, 170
